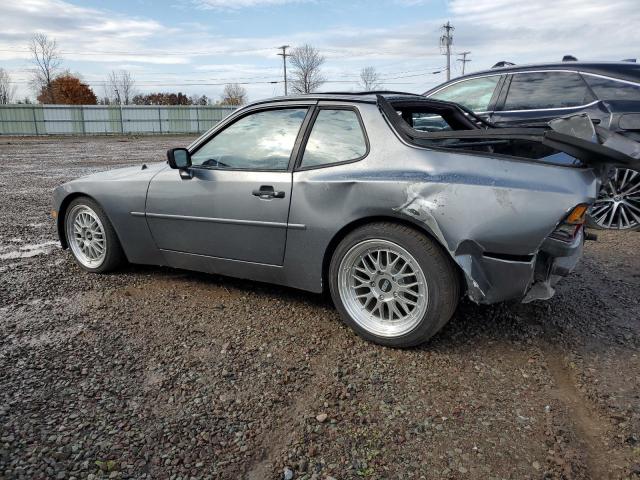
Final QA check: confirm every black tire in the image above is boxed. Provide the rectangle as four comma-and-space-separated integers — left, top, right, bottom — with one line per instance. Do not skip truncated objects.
64, 197, 126, 273
328, 222, 460, 348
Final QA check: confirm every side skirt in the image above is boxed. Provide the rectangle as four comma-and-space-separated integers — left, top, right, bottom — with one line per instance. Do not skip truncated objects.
159, 249, 316, 292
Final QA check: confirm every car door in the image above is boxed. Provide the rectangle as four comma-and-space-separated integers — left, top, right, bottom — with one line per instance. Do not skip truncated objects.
490, 71, 603, 127
427, 74, 503, 122
145, 103, 313, 266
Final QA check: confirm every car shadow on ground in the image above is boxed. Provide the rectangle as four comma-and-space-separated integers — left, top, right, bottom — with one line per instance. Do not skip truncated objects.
110, 260, 637, 357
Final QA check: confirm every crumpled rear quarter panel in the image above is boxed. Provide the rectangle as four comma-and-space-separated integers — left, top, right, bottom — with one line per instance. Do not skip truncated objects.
286, 103, 598, 303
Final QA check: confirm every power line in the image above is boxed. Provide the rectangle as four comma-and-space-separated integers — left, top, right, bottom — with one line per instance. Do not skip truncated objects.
277, 45, 290, 96
0, 47, 444, 59
0, 48, 274, 56
7, 78, 421, 87
8, 79, 283, 87
457, 51, 471, 75
7, 65, 445, 86
439, 21, 454, 81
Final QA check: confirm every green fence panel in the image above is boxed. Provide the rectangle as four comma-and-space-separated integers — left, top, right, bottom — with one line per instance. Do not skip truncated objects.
0, 105, 237, 135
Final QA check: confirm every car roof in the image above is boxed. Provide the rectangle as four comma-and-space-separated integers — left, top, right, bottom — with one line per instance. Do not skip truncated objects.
424, 61, 640, 94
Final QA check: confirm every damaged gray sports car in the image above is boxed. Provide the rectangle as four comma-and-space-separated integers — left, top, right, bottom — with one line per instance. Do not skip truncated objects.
52, 93, 640, 347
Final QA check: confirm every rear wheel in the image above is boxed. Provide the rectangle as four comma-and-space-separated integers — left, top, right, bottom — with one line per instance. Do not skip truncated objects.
65, 197, 125, 273
588, 167, 640, 231
329, 222, 459, 347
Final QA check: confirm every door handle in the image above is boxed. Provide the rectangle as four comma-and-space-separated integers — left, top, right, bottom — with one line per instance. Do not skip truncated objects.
252, 185, 285, 199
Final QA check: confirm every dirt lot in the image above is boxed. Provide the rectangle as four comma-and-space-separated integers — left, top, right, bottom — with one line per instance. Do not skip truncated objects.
0, 136, 639, 480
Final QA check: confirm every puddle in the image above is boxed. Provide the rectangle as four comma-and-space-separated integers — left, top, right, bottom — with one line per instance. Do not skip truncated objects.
0, 241, 59, 260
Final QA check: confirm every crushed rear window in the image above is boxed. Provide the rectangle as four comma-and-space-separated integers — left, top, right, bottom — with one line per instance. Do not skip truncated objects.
387, 97, 571, 163
378, 95, 635, 168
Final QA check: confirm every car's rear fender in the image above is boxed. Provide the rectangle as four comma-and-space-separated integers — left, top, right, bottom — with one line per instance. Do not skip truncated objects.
286, 105, 598, 304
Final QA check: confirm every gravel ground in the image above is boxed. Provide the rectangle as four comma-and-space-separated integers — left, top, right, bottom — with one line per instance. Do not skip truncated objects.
0, 135, 639, 480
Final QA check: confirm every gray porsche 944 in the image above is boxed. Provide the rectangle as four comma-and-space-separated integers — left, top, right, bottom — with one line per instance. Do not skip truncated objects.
52, 92, 640, 347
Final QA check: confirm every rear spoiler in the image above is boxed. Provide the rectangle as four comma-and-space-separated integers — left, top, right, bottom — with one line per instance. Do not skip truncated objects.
376, 95, 640, 168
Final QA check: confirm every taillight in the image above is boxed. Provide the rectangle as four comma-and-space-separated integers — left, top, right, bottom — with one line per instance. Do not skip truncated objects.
550, 204, 588, 242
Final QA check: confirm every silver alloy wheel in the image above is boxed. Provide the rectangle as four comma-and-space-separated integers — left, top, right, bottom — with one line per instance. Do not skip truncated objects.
338, 239, 429, 338
66, 204, 107, 268
590, 167, 640, 230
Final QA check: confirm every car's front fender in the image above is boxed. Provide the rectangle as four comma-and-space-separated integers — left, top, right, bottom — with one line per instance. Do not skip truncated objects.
52, 163, 168, 265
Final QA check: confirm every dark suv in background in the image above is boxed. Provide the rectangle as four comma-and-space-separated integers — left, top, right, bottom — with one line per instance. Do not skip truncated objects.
424, 61, 640, 230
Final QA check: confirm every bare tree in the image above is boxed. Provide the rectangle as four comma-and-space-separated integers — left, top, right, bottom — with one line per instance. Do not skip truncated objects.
106, 70, 136, 105
220, 83, 247, 106
29, 33, 62, 103
190, 94, 210, 105
0, 68, 17, 104
289, 44, 326, 94
359, 66, 383, 91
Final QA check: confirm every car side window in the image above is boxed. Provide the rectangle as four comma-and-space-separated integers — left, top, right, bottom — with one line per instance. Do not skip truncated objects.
503, 72, 595, 110
583, 75, 640, 101
300, 109, 367, 168
411, 113, 452, 132
430, 76, 500, 111
191, 108, 308, 170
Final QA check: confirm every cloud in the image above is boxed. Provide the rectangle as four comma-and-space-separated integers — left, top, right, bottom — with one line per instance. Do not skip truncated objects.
448, 0, 640, 64
191, 0, 309, 9
0, 0, 176, 63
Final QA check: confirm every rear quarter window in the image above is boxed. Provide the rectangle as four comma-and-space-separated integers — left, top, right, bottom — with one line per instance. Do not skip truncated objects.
583, 75, 640, 101
300, 109, 367, 168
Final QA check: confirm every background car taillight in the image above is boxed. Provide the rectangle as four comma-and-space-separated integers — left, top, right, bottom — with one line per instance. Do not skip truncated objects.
550, 204, 589, 242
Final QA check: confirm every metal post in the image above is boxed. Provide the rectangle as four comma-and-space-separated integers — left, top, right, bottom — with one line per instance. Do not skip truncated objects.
158, 107, 162, 134
119, 105, 124, 134
278, 45, 289, 96
196, 106, 200, 133
440, 22, 454, 81
32, 105, 39, 135
457, 51, 471, 75
79, 106, 86, 135
446, 33, 451, 81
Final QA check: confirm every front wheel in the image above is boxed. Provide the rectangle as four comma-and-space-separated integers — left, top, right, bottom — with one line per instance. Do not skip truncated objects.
65, 197, 125, 273
329, 222, 460, 348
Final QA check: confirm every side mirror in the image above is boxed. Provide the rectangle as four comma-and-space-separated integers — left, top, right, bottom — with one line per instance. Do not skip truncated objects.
167, 148, 192, 169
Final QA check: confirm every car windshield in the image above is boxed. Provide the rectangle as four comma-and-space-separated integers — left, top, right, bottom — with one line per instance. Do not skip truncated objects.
430, 76, 500, 111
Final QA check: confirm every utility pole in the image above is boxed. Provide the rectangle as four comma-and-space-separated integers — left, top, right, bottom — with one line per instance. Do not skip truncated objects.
277, 45, 290, 96
440, 21, 454, 81
457, 51, 471, 75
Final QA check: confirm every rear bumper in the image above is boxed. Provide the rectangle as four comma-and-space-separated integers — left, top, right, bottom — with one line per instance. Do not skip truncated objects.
522, 229, 584, 303
461, 228, 584, 304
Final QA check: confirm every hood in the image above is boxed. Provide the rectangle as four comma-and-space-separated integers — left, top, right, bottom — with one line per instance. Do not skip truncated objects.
72, 162, 168, 183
